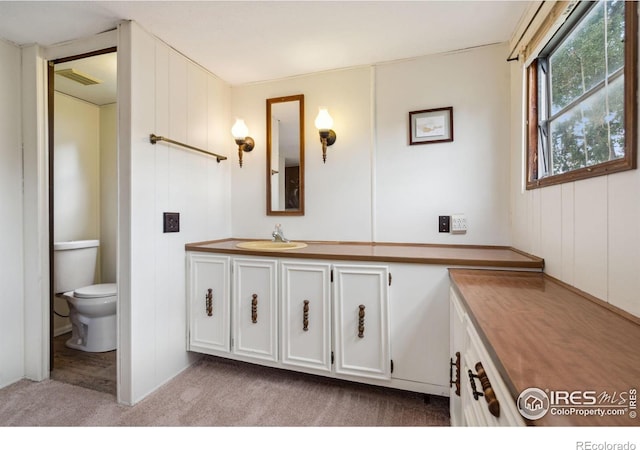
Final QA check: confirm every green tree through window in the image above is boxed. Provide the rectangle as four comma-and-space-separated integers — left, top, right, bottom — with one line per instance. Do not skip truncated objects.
526, 0, 637, 189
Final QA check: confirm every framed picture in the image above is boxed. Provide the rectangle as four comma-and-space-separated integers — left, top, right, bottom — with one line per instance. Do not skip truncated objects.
409, 107, 453, 145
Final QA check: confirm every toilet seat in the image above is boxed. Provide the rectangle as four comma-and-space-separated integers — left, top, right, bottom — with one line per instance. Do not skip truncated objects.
74, 283, 117, 299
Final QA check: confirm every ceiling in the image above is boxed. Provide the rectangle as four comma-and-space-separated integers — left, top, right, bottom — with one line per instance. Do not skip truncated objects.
0, 0, 531, 87
54, 52, 117, 105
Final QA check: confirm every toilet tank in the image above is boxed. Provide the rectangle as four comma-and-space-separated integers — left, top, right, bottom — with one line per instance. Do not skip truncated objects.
53, 240, 99, 294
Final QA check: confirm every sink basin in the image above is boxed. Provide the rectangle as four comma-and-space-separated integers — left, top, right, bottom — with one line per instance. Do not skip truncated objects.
236, 241, 308, 251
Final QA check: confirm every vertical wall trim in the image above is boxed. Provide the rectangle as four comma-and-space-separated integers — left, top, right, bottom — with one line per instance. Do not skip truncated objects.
47, 60, 54, 371
606, 175, 611, 304
21, 44, 49, 382
116, 21, 133, 405
370, 66, 377, 242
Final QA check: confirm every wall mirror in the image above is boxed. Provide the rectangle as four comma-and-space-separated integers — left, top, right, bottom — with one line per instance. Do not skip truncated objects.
267, 94, 304, 215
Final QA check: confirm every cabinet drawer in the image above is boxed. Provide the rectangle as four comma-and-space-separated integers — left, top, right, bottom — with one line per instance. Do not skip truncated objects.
465, 321, 525, 426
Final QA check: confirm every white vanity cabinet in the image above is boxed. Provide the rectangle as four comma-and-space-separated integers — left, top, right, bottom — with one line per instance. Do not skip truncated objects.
186, 252, 392, 384
449, 286, 524, 427
187, 241, 544, 404
333, 264, 390, 380
280, 261, 332, 373
232, 258, 278, 363
449, 286, 465, 426
187, 253, 231, 355
186, 251, 467, 396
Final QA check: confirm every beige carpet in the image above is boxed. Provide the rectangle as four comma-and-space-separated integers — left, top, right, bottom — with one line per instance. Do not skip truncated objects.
0, 356, 449, 427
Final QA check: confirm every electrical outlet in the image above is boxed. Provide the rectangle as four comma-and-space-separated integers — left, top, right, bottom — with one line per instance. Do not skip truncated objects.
439, 215, 450, 233
163, 212, 180, 233
451, 214, 467, 234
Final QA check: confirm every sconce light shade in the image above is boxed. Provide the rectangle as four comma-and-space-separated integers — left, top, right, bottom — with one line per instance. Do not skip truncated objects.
231, 118, 249, 140
314, 108, 334, 130
231, 118, 254, 168
315, 108, 336, 163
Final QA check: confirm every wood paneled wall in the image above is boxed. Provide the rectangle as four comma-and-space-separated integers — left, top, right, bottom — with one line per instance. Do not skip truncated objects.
119, 22, 231, 404
509, 57, 640, 319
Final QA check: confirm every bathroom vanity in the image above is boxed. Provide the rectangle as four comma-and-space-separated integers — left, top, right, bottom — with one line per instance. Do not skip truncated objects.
448, 269, 640, 426
184, 239, 544, 396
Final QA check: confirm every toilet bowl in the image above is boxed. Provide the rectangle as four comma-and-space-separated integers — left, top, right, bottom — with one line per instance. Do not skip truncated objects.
63, 283, 117, 352
54, 239, 117, 353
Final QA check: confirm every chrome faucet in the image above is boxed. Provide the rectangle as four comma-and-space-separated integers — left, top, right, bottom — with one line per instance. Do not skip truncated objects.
272, 224, 289, 242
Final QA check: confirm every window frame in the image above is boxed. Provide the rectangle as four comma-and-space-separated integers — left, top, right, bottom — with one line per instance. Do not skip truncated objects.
526, 0, 638, 190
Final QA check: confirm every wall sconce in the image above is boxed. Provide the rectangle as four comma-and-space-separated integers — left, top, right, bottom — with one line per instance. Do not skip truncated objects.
231, 118, 255, 167
314, 108, 336, 163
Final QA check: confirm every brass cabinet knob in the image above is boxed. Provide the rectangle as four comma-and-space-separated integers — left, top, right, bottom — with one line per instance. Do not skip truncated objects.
251, 294, 258, 324
205, 289, 213, 317
303, 300, 309, 331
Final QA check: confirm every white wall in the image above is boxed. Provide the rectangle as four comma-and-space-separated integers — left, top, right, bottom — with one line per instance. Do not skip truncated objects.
231, 44, 512, 245
54, 93, 101, 244
0, 39, 25, 389
231, 67, 373, 241
119, 21, 232, 404
375, 44, 511, 244
509, 37, 640, 318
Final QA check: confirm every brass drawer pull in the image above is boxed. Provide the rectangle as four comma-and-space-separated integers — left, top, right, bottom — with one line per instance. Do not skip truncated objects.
358, 304, 365, 338
303, 300, 309, 331
468, 362, 500, 418
450, 351, 460, 396
251, 294, 258, 323
205, 288, 213, 317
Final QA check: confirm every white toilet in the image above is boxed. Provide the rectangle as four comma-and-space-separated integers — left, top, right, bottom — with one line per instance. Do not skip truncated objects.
53, 240, 117, 353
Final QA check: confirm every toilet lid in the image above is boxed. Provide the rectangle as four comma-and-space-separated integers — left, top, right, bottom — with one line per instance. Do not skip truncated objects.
74, 283, 117, 298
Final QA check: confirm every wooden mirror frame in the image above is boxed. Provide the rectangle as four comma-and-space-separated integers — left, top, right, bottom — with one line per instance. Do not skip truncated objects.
266, 94, 305, 216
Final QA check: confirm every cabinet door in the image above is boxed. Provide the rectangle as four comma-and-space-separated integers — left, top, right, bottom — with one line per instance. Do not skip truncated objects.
232, 258, 278, 362
333, 264, 390, 380
280, 261, 332, 372
187, 253, 230, 355
387, 263, 450, 393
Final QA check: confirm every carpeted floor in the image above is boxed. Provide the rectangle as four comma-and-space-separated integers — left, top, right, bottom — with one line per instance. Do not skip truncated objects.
0, 356, 449, 427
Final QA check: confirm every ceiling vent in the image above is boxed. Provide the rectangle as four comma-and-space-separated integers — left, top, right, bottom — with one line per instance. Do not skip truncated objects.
55, 68, 102, 86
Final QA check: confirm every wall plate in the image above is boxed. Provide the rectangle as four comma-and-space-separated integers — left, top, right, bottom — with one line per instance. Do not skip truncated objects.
439, 215, 450, 233
163, 212, 180, 233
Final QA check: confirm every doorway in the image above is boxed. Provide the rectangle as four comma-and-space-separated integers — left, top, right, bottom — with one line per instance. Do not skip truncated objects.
48, 47, 118, 396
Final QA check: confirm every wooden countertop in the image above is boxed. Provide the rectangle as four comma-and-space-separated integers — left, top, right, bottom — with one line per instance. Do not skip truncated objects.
449, 269, 640, 426
186, 239, 544, 268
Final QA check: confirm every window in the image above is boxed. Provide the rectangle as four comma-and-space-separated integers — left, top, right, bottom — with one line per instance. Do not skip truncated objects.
526, 0, 637, 189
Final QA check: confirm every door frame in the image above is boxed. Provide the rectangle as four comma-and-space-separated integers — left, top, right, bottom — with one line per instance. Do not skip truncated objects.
21, 30, 133, 403
47, 46, 118, 369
